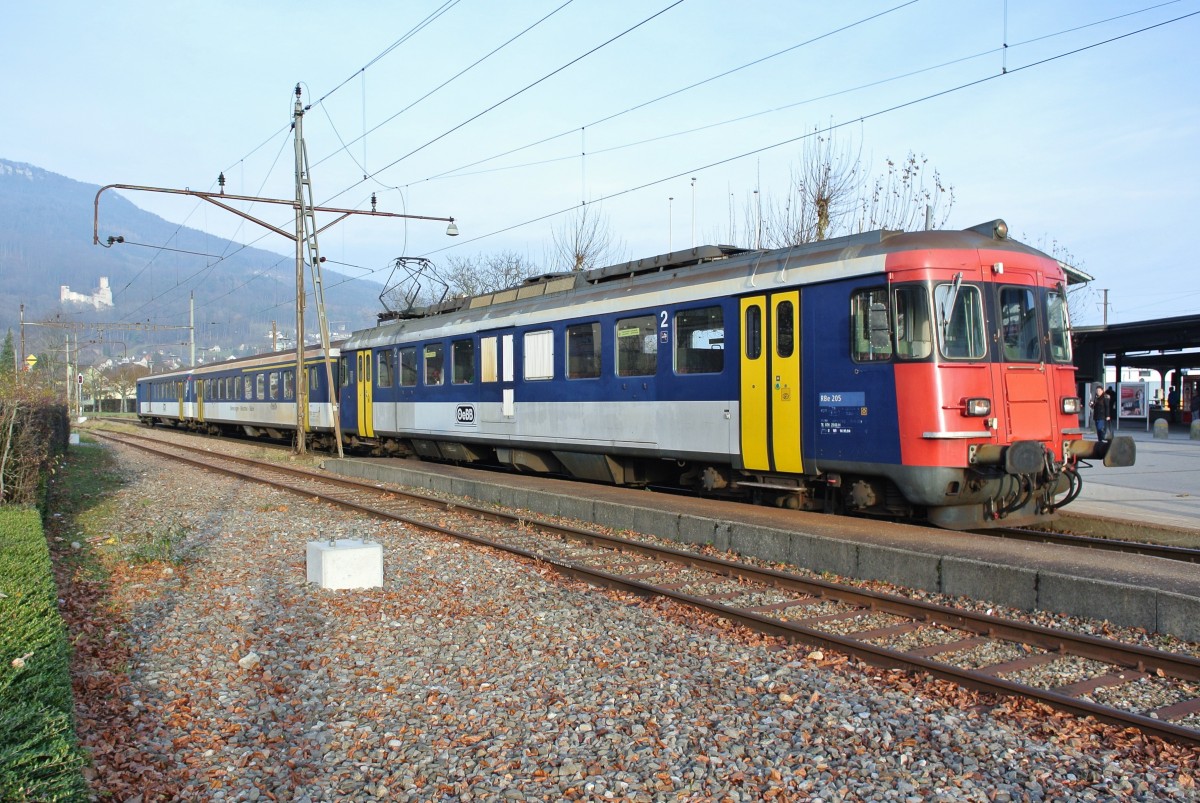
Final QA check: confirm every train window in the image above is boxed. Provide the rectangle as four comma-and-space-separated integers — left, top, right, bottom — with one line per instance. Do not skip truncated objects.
424, 343, 445, 386
399, 347, 418, 387
308, 367, 318, 394
1047, 289, 1072, 363
244, 375, 253, 399
268, 371, 280, 400
481, 337, 499, 383
674, 306, 724, 375
851, 289, 892, 362
566, 323, 601, 379
255, 374, 265, 400
340, 355, 352, 387
1000, 287, 1040, 362
376, 349, 394, 388
616, 315, 657, 377
282, 370, 295, 401
744, 306, 762, 360
935, 282, 986, 360
452, 340, 475, 384
893, 286, 932, 360
524, 330, 554, 381
776, 300, 796, 359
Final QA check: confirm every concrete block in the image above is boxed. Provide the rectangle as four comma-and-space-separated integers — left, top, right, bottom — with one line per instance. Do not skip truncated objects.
555, 494, 597, 524
681, 516, 733, 553
856, 545, 941, 593
307, 539, 384, 590
1037, 571, 1157, 632
1156, 591, 1200, 642
787, 533, 858, 577
942, 556, 1038, 611
729, 524, 790, 565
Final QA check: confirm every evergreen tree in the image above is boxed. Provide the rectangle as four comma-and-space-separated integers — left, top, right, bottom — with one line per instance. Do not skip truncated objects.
0, 329, 15, 377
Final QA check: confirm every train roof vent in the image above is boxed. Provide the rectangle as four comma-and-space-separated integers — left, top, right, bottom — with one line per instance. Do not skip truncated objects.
585, 244, 748, 285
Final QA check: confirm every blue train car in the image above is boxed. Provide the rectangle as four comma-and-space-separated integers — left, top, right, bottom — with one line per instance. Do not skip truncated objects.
336, 222, 1133, 529
137, 346, 341, 446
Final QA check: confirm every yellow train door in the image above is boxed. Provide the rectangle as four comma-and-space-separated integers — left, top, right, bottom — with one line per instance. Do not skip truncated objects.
196, 379, 205, 423
739, 291, 804, 474
356, 351, 374, 437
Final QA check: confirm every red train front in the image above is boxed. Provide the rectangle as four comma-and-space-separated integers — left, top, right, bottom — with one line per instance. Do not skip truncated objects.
796, 220, 1134, 529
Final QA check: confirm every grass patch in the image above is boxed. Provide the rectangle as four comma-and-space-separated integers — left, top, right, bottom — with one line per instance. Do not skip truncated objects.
0, 507, 87, 801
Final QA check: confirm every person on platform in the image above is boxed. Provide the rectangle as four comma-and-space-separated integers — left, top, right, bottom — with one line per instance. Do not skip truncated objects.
1092, 385, 1112, 441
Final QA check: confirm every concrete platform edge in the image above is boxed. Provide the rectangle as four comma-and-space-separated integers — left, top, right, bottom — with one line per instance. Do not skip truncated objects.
324, 458, 1199, 641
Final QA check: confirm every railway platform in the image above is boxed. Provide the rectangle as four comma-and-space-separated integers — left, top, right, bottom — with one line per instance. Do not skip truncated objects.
1065, 423, 1200, 537
324, 440, 1200, 644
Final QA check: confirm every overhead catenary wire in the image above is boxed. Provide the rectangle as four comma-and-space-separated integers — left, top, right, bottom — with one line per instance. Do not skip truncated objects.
318, 0, 689, 208
106, 3, 1198, 329
413, 9, 1200, 259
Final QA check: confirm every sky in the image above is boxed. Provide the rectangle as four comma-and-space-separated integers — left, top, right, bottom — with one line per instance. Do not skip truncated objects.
3, 0, 1199, 328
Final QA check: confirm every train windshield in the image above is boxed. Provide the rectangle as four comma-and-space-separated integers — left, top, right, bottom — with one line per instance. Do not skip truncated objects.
934, 280, 986, 359
1000, 286, 1040, 362
1046, 288, 1072, 363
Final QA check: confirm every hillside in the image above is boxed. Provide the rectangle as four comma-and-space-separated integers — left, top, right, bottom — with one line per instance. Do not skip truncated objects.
0, 159, 387, 361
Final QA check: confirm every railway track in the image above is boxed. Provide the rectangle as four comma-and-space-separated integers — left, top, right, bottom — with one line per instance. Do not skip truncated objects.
978, 527, 1200, 564
92, 429, 1200, 746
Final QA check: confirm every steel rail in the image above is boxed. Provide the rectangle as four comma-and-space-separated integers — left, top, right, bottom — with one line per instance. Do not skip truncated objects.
91, 429, 1200, 746
978, 527, 1200, 565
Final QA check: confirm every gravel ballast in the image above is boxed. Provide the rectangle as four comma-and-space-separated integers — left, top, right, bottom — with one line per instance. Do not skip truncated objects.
56, 439, 1199, 801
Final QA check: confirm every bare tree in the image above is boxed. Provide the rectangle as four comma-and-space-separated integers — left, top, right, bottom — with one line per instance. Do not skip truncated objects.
854, 152, 954, 233
727, 135, 955, 248
105, 363, 149, 413
755, 130, 863, 247
441, 251, 542, 297
550, 204, 624, 272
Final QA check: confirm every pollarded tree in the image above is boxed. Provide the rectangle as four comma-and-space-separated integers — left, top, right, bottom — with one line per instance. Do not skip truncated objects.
550, 204, 625, 272
732, 131, 954, 247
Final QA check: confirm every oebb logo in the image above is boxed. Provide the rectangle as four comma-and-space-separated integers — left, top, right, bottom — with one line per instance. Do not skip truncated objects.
455, 404, 476, 424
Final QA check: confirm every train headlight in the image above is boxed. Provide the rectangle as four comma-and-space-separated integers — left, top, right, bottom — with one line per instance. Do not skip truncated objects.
964, 398, 991, 417
1062, 397, 1081, 415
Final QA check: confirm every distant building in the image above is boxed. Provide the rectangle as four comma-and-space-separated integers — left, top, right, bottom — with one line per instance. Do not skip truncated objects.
61, 276, 113, 309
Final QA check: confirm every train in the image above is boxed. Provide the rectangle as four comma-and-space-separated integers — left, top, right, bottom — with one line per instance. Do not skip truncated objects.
137, 220, 1135, 530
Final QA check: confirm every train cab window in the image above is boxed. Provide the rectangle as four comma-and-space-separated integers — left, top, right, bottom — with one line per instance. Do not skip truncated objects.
255, 374, 265, 400
776, 301, 796, 359
399, 347, 418, 387
566, 323, 601, 379
674, 306, 724, 374
268, 371, 280, 400
452, 339, 475, 384
424, 344, 445, 386
851, 289, 892, 362
935, 281, 986, 360
744, 306, 762, 360
524, 330, 554, 380
376, 349, 394, 388
1000, 287, 1041, 362
1046, 289, 1072, 364
616, 315, 657, 377
282, 370, 295, 401
893, 286, 932, 360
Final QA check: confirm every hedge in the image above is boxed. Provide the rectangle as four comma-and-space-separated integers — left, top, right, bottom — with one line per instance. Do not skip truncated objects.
0, 506, 86, 801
